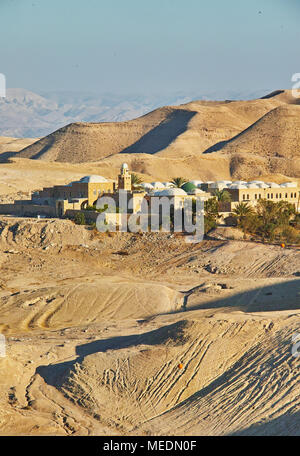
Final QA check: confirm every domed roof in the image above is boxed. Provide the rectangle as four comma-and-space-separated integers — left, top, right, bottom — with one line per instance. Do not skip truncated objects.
229, 184, 248, 189
162, 182, 175, 188
247, 183, 259, 189
78, 175, 108, 183
232, 180, 247, 185
210, 182, 229, 189
151, 182, 165, 189
121, 163, 128, 169
181, 182, 196, 193
189, 180, 203, 187
280, 182, 297, 188
154, 188, 187, 196
141, 182, 154, 189
189, 188, 205, 195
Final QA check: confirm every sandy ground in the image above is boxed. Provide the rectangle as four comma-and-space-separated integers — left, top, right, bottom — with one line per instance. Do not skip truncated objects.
0, 214, 299, 436
0, 135, 299, 436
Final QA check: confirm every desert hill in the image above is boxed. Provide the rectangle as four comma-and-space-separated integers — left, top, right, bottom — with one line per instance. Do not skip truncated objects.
17, 90, 297, 162
204, 104, 300, 178
14, 89, 300, 179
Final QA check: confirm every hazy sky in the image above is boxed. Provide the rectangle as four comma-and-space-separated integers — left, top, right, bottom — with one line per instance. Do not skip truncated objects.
1, 0, 300, 94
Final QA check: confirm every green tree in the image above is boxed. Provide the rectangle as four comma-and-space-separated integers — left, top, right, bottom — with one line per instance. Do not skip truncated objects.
204, 197, 219, 233
74, 212, 86, 225
232, 202, 254, 225
213, 189, 232, 202
130, 173, 143, 189
171, 177, 187, 188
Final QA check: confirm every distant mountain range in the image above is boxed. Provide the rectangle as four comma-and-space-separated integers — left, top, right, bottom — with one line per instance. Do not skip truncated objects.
0, 88, 272, 138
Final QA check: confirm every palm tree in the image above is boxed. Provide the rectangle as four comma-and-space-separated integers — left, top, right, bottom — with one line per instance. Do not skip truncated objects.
130, 173, 143, 189
232, 202, 254, 224
213, 189, 232, 202
171, 177, 187, 188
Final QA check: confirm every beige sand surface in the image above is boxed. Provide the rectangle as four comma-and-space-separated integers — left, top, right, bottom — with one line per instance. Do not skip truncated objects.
0, 90, 299, 435
13, 90, 300, 179
0, 215, 299, 436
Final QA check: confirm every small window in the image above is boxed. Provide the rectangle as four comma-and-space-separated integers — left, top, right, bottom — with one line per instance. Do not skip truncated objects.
279, 193, 282, 198
276, 194, 278, 199
259, 194, 261, 199
285, 193, 288, 198
243, 194, 246, 200
271, 194, 273, 199
267, 193, 270, 199
255, 194, 257, 199
294, 193, 297, 198
247, 194, 249, 200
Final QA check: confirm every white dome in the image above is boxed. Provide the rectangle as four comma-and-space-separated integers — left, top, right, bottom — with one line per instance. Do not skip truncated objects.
229, 184, 248, 189
162, 182, 175, 188
268, 182, 280, 188
78, 175, 108, 183
189, 180, 203, 187
280, 182, 297, 188
247, 183, 259, 189
151, 182, 165, 189
210, 183, 229, 189
121, 163, 128, 170
189, 188, 205, 195
141, 182, 154, 189
154, 188, 187, 196
232, 180, 247, 185
248, 180, 264, 184
257, 183, 269, 188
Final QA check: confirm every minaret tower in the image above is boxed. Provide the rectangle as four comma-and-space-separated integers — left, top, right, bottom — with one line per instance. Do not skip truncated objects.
118, 163, 132, 191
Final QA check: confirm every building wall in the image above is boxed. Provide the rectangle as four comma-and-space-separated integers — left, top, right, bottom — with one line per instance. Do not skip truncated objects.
0, 203, 56, 217
226, 186, 300, 210
36, 181, 115, 206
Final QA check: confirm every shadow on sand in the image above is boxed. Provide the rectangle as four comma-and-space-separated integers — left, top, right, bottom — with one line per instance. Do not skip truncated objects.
120, 109, 197, 155
183, 278, 300, 313
36, 279, 300, 393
